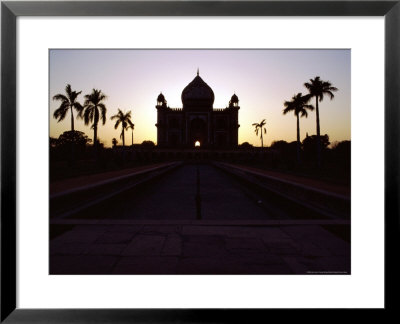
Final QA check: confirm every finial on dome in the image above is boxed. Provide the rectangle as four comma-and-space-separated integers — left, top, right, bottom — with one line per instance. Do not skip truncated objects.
197, 68, 199, 76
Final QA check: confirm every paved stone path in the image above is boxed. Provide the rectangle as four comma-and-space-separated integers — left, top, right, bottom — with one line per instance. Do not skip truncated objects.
50, 163, 170, 196
50, 164, 350, 275
69, 165, 287, 220
225, 163, 350, 197
50, 223, 350, 274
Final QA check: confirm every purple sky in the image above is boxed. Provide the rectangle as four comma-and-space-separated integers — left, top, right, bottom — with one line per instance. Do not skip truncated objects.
50, 49, 350, 147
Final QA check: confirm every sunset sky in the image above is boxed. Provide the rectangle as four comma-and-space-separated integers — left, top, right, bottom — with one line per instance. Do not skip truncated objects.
49, 49, 350, 147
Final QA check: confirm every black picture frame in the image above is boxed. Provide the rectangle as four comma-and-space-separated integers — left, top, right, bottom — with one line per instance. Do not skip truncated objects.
1, 0, 398, 322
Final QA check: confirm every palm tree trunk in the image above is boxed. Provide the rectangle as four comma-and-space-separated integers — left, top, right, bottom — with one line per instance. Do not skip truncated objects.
122, 129, 125, 147
260, 131, 263, 148
70, 106, 74, 131
93, 125, 97, 146
70, 106, 75, 165
296, 114, 300, 164
315, 96, 321, 167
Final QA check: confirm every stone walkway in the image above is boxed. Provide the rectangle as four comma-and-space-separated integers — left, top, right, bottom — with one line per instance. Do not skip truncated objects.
50, 223, 350, 275
50, 163, 171, 196
224, 163, 350, 197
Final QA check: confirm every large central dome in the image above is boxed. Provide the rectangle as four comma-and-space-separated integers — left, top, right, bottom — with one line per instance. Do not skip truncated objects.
181, 71, 215, 108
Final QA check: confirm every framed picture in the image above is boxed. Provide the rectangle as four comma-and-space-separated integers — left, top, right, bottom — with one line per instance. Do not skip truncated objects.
1, 0, 398, 322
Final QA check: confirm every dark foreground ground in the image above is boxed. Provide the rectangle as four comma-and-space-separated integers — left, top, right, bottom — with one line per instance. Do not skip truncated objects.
50, 222, 349, 274
50, 163, 350, 274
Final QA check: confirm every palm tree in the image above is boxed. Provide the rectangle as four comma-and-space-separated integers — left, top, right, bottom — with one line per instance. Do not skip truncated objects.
80, 89, 107, 146
252, 119, 267, 147
128, 123, 135, 146
110, 109, 134, 147
283, 93, 314, 163
52, 84, 83, 131
304, 76, 338, 166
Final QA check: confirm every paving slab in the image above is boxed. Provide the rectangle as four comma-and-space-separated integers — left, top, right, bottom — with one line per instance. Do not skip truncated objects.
52, 229, 106, 244
122, 234, 165, 256
50, 255, 118, 274
182, 235, 226, 257
302, 256, 350, 274
281, 256, 310, 274
297, 242, 332, 257
181, 226, 290, 239
113, 256, 179, 274
177, 256, 235, 274
72, 225, 111, 232
236, 263, 293, 274
162, 234, 182, 256
225, 237, 264, 250
108, 225, 143, 233
50, 242, 91, 256
86, 244, 127, 256
257, 228, 293, 243
141, 225, 182, 235
177, 253, 289, 274
95, 231, 136, 244
225, 250, 284, 266
266, 241, 300, 256
282, 225, 350, 252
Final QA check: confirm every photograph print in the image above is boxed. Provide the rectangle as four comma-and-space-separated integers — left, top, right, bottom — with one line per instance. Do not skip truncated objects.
49, 49, 350, 275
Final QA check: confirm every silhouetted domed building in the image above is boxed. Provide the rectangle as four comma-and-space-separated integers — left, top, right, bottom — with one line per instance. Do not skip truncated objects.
156, 71, 240, 148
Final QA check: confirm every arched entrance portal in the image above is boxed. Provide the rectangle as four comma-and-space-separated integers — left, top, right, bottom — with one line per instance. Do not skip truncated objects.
189, 118, 207, 148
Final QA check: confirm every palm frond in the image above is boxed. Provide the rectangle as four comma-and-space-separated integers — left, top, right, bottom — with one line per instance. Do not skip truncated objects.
300, 110, 308, 118
83, 107, 94, 125
304, 82, 312, 90
73, 102, 84, 114
326, 90, 336, 100
53, 103, 69, 121
64, 84, 73, 98
283, 107, 292, 115
52, 94, 68, 102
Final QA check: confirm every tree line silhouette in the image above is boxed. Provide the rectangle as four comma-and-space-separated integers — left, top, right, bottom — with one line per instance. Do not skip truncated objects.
53, 84, 134, 148
253, 76, 338, 167
51, 77, 347, 181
